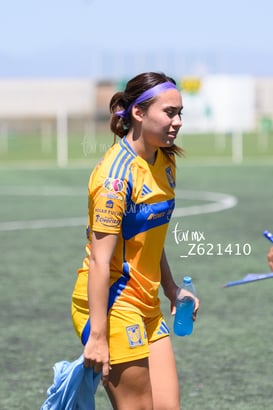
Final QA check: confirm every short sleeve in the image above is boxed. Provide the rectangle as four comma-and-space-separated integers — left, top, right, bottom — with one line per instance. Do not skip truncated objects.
88, 174, 128, 235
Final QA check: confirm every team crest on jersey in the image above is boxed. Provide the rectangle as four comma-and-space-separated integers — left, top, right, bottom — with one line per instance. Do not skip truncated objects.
165, 166, 175, 188
104, 177, 124, 192
126, 324, 143, 348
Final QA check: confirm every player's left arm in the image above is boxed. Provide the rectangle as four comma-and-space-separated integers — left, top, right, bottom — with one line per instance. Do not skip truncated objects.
160, 248, 200, 319
160, 248, 178, 315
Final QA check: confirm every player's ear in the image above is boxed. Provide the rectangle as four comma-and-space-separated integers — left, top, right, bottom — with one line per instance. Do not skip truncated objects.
131, 105, 145, 122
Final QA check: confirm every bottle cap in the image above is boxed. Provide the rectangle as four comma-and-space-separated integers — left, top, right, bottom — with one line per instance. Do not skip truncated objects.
183, 276, 192, 284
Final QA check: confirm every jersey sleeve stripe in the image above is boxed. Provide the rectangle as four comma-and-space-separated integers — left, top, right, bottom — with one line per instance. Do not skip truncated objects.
120, 138, 137, 156
109, 148, 124, 177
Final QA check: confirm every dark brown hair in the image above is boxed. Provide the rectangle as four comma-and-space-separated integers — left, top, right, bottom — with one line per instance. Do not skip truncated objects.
109, 72, 183, 158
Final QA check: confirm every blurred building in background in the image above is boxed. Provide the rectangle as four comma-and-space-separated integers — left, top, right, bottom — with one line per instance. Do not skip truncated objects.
0, 75, 272, 166
1, 75, 272, 131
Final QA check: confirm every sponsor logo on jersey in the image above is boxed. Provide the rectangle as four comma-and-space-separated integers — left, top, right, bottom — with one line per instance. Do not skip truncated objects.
95, 214, 120, 227
147, 211, 166, 220
105, 200, 114, 208
100, 192, 123, 200
165, 166, 175, 188
104, 177, 124, 192
126, 324, 143, 348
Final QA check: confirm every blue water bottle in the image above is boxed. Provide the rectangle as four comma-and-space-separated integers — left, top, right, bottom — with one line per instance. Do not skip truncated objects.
173, 276, 196, 336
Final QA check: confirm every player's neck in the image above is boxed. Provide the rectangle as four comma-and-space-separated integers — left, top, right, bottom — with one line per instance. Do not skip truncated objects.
126, 133, 157, 165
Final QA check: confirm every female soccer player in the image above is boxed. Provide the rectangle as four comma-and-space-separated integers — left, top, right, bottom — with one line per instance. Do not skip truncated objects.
72, 72, 200, 410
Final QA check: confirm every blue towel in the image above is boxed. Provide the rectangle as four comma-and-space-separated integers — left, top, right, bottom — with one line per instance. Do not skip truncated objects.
40, 354, 101, 410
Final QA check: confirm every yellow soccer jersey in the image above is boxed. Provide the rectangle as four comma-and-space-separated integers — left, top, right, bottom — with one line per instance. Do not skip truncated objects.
75, 137, 176, 317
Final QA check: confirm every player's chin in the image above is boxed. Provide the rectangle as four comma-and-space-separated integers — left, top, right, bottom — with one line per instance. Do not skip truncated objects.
162, 137, 175, 146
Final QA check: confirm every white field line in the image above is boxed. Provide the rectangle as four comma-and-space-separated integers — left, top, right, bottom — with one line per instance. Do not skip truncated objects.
173, 190, 238, 217
0, 188, 237, 232
0, 186, 85, 196
0, 217, 86, 231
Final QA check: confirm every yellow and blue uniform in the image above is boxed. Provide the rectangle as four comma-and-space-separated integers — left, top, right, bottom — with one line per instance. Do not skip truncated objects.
72, 137, 176, 364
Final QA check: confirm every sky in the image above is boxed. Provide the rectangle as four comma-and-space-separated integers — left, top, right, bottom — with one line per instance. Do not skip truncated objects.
0, 0, 273, 79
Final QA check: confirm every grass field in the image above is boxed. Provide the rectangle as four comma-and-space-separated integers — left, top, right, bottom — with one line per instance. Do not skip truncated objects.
1, 130, 273, 164
1, 132, 273, 409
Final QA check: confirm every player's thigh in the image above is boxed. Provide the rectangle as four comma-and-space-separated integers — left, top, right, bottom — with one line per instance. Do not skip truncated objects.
105, 358, 153, 410
105, 309, 153, 409
149, 336, 181, 410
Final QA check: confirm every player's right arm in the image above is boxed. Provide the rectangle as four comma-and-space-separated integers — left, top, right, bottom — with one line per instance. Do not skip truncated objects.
83, 231, 118, 386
